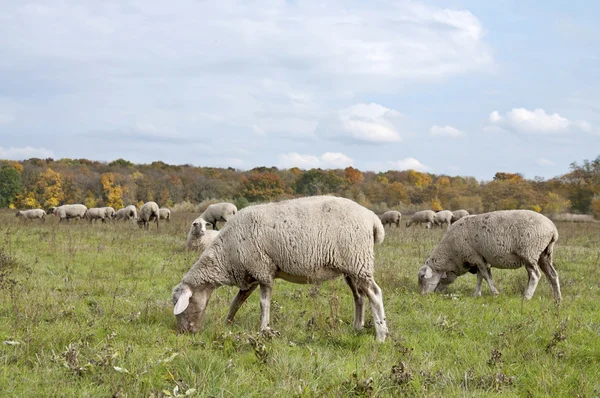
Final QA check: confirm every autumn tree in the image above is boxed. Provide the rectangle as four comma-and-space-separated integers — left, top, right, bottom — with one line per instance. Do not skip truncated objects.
36, 168, 65, 208
344, 166, 364, 185
100, 172, 125, 209
241, 172, 286, 202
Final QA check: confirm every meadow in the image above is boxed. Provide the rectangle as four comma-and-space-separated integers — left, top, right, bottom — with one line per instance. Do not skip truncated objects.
1, 209, 599, 397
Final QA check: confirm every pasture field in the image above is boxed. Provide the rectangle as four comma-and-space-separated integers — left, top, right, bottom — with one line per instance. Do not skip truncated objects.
1, 209, 599, 397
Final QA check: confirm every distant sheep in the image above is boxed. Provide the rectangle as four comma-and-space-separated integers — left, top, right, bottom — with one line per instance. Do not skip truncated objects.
406, 210, 436, 229
16, 209, 46, 222
114, 205, 137, 221
185, 216, 219, 251
451, 209, 470, 223
418, 210, 561, 301
379, 210, 401, 227
84, 207, 109, 223
137, 201, 160, 230
199, 202, 237, 231
172, 196, 388, 342
433, 210, 453, 229
102, 207, 116, 220
158, 208, 171, 222
55, 204, 87, 223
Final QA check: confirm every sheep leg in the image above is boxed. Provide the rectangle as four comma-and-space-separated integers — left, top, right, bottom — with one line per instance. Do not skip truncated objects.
360, 278, 387, 342
212, 222, 219, 231
538, 253, 562, 301
523, 260, 541, 300
259, 283, 273, 331
344, 276, 365, 330
474, 263, 499, 296
226, 284, 259, 324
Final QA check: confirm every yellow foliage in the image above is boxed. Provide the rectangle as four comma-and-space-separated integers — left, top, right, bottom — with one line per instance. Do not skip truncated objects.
431, 198, 443, 211
529, 204, 542, 213
37, 168, 64, 208
436, 177, 450, 186
10, 162, 23, 173
407, 170, 432, 187
376, 176, 389, 184
23, 192, 41, 209
9, 203, 15, 209
101, 172, 124, 209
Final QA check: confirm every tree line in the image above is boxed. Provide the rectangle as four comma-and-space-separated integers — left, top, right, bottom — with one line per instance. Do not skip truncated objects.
1, 156, 600, 218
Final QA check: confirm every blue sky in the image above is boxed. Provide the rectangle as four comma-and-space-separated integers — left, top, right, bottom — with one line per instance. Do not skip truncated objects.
0, 0, 598, 180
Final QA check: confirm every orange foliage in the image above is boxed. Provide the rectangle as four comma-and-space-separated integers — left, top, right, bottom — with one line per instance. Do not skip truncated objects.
344, 166, 364, 185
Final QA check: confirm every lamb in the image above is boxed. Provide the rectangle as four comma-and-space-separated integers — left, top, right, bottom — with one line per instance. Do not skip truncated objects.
102, 206, 116, 220
379, 210, 401, 227
55, 204, 87, 223
84, 207, 109, 223
137, 201, 160, 230
114, 205, 137, 221
16, 209, 46, 222
451, 209, 470, 223
172, 196, 388, 342
185, 216, 220, 251
158, 208, 171, 222
405, 210, 436, 229
433, 210, 453, 228
198, 202, 237, 231
417, 210, 561, 301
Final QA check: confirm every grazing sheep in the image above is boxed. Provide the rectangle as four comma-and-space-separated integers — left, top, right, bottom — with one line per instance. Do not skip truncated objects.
102, 207, 116, 220
55, 204, 88, 223
47, 207, 57, 215
199, 202, 237, 231
172, 196, 388, 342
185, 216, 220, 251
433, 210, 453, 229
84, 207, 109, 223
114, 205, 137, 221
451, 209, 470, 223
379, 210, 402, 227
16, 209, 46, 222
418, 210, 561, 301
137, 201, 160, 230
158, 208, 171, 222
405, 210, 436, 229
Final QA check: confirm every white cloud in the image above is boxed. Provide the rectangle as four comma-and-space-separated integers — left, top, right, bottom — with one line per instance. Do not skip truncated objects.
0, 146, 54, 159
488, 108, 593, 134
430, 125, 465, 138
316, 103, 405, 143
368, 157, 430, 172
536, 158, 556, 167
278, 152, 353, 169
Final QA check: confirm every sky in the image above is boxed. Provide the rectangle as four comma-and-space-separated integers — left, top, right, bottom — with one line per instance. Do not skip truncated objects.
0, 0, 599, 181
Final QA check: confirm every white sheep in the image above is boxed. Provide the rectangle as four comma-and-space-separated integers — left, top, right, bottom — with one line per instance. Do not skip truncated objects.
114, 205, 137, 221
158, 208, 171, 222
405, 210, 436, 229
137, 201, 160, 230
379, 210, 402, 227
418, 210, 561, 301
102, 206, 116, 220
199, 202, 237, 231
55, 204, 88, 223
84, 207, 109, 223
172, 196, 388, 342
185, 216, 220, 251
16, 209, 46, 222
433, 210, 453, 228
451, 209, 470, 223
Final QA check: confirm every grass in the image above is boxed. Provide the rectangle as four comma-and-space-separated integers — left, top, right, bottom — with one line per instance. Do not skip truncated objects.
1, 210, 600, 397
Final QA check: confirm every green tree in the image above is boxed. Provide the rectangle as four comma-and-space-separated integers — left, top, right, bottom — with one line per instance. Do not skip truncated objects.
0, 166, 23, 208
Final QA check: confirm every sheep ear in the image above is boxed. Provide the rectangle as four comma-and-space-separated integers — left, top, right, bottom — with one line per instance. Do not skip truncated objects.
424, 267, 433, 279
174, 287, 192, 315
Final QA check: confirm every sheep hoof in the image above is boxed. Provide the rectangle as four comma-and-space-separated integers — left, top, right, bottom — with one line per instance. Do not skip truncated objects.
260, 328, 281, 339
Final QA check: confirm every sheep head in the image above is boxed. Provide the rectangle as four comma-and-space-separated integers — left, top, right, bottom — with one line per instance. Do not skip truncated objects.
418, 263, 444, 294
191, 216, 208, 237
172, 282, 214, 333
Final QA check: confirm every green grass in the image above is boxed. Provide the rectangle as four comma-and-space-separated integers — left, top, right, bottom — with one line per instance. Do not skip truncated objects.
1, 210, 599, 397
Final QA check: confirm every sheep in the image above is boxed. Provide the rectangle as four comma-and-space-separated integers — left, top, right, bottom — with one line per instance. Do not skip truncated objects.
158, 208, 171, 222
172, 195, 388, 342
433, 210, 453, 229
405, 210, 436, 229
55, 204, 87, 223
451, 209, 470, 223
102, 206, 116, 220
185, 216, 220, 251
198, 202, 237, 231
417, 210, 561, 301
84, 207, 109, 223
114, 205, 137, 221
137, 201, 160, 230
16, 209, 46, 222
379, 210, 401, 227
